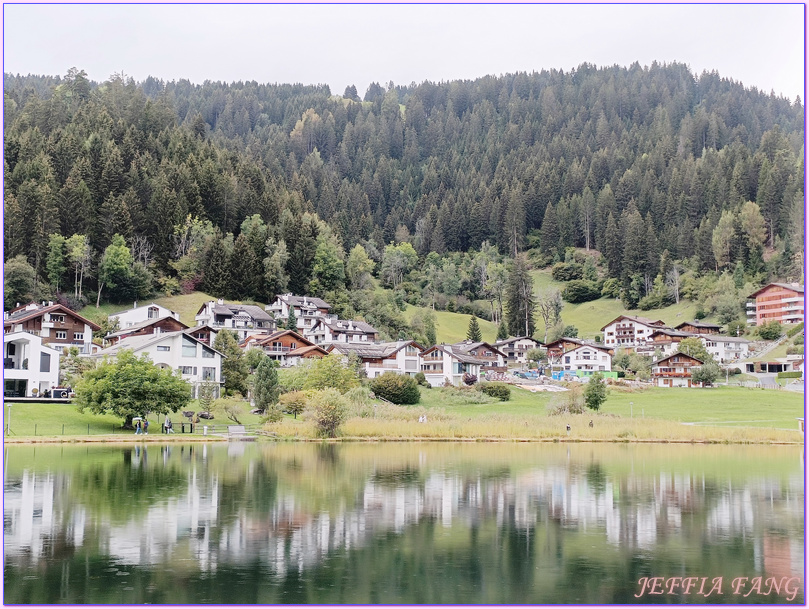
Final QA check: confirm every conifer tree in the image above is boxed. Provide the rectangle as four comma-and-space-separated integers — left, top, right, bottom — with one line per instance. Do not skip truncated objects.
505, 254, 536, 338
467, 316, 482, 342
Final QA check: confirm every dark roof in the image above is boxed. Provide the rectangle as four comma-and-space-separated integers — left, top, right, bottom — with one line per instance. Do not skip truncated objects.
600, 315, 666, 331
747, 283, 805, 298
451, 340, 506, 357
281, 294, 332, 310
94, 330, 225, 358
251, 330, 315, 347
650, 328, 696, 339
321, 318, 378, 334
201, 301, 275, 322
495, 336, 541, 347
106, 316, 188, 338
675, 321, 721, 330
326, 340, 423, 359
3, 303, 101, 330
655, 353, 704, 366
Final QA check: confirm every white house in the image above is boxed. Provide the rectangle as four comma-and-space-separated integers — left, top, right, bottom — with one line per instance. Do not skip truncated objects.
494, 336, 541, 365
109, 302, 180, 328
698, 335, 751, 363
3, 331, 61, 397
265, 294, 332, 334
195, 300, 276, 342
420, 344, 486, 387
559, 344, 613, 375
601, 315, 667, 348
326, 341, 424, 378
93, 330, 225, 398
309, 317, 379, 344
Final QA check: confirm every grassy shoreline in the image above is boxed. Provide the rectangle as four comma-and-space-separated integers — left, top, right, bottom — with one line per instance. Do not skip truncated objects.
3, 385, 803, 445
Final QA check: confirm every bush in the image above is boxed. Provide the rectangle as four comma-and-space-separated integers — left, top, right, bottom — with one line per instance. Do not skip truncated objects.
480, 383, 511, 401
414, 372, 429, 386
757, 320, 783, 341
562, 280, 601, 303
776, 371, 802, 379
786, 322, 804, 338
462, 372, 478, 385
786, 345, 804, 355
279, 390, 307, 418
551, 261, 583, 281
304, 389, 349, 437
601, 278, 621, 298
369, 373, 421, 405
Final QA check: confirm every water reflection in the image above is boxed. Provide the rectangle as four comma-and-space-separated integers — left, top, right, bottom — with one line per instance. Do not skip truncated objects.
4, 443, 804, 604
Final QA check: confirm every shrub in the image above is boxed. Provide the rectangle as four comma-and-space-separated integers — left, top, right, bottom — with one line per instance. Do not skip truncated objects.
786, 345, 804, 355
414, 372, 429, 386
304, 388, 349, 437
792, 334, 804, 346
480, 383, 511, 401
369, 372, 421, 404
551, 261, 583, 281
462, 372, 478, 386
777, 371, 802, 379
601, 278, 621, 298
562, 280, 601, 303
279, 390, 307, 418
757, 320, 783, 341
787, 322, 804, 338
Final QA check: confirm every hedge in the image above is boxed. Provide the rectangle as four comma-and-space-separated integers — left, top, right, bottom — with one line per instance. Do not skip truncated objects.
776, 371, 802, 379
369, 372, 421, 404
480, 382, 511, 401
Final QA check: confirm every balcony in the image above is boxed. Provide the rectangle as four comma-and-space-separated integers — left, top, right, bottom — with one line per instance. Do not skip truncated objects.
368, 362, 400, 369
653, 371, 692, 377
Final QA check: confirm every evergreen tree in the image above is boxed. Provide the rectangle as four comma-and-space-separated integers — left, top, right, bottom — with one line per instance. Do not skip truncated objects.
202, 232, 231, 298
603, 212, 622, 278
539, 201, 560, 256
505, 254, 536, 337
229, 233, 259, 300
584, 372, 607, 411
214, 329, 249, 396
466, 316, 482, 342
46, 233, 67, 292
253, 356, 280, 414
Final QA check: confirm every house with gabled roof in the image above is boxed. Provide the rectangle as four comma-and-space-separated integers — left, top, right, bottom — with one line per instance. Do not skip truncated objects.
104, 316, 189, 346
545, 337, 614, 364
195, 299, 276, 341
326, 340, 424, 378
3, 302, 101, 355
420, 344, 487, 387
309, 317, 379, 344
109, 302, 180, 328
494, 336, 541, 365
243, 330, 327, 366
675, 320, 721, 335
652, 353, 704, 387
558, 343, 613, 375
450, 340, 507, 372
601, 315, 667, 348
265, 293, 332, 334
92, 329, 224, 398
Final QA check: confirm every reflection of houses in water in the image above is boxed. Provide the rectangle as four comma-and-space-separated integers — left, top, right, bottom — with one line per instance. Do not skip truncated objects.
4, 458, 804, 579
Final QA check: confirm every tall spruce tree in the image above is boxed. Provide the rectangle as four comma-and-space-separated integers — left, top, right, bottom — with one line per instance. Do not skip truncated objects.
466, 316, 482, 342
505, 254, 536, 338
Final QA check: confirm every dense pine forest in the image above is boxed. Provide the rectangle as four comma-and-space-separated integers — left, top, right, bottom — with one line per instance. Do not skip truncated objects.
3, 63, 804, 338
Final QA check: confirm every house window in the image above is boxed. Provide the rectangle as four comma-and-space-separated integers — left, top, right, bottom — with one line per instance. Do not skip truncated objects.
202, 347, 215, 358
179, 366, 197, 375
74, 332, 84, 341
157, 345, 170, 352
7, 344, 16, 356
202, 367, 216, 381
55, 331, 67, 340
148, 307, 159, 319
406, 346, 417, 355
182, 336, 197, 358
40, 352, 51, 373
52, 315, 65, 323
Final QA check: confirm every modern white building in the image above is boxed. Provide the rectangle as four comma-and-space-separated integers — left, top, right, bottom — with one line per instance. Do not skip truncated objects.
109, 302, 180, 328
601, 315, 667, 348
698, 335, 751, 363
93, 330, 225, 398
309, 317, 379, 344
3, 331, 61, 397
559, 344, 612, 374
265, 294, 332, 334
420, 344, 486, 387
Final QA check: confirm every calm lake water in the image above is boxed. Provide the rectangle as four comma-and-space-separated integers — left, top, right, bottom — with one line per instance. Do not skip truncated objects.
3, 442, 804, 604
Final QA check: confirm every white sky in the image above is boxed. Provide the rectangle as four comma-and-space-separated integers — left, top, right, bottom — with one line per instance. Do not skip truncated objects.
2, 4, 805, 101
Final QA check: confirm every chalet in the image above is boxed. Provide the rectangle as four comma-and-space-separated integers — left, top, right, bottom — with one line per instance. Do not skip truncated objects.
652, 353, 704, 388
244, 330, 327, 366
420, 344, 486, 387
309, 317, 379, 344
93, 330, 224, 398
494, 336, 541, 365
601, 315, 666, 348
699, 335, 750, 363
558, 344, 613, 375
195, 300, 276, 341
675, 320, 721, 335
109, 302, 180, 328
746, 283, 804, 326
545, 337, 614, 364
450, 341, 507, 372
3, 302, 101, 355
104, 316, 189, 346
265, 294, 332, 334
185, 324, 218, 346
326, 340, 424, 378
4, 331, 60, 398
642, 328, 696, 357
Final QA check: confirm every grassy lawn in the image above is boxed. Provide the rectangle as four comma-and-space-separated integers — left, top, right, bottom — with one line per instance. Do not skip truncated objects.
79, 291, 242, 327
403, 304, 499, 344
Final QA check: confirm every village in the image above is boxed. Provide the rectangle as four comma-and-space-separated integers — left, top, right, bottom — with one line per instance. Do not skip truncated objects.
3, 282, 804, 402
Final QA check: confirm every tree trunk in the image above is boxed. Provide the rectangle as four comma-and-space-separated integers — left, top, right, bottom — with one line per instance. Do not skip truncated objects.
96, 282, 104, 308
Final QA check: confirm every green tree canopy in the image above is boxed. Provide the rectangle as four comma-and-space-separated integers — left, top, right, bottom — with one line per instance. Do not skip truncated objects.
213, 329, 248, 396
75, 350, 192, 427
253, 356, 280, 414
584, 372, 607, 411
466, 316, 482, 342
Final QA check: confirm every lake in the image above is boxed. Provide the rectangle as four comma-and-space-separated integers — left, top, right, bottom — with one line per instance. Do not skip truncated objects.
3, 442, 804, 604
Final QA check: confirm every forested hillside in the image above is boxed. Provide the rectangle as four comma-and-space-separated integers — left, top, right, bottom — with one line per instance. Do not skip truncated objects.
3, 63, 804, 337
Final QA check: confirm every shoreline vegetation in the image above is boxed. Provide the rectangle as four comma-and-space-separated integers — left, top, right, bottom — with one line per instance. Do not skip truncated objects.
3, 385, 803, 445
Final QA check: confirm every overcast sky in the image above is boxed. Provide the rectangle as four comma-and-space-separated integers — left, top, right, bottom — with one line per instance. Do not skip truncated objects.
3, 4, 805, 101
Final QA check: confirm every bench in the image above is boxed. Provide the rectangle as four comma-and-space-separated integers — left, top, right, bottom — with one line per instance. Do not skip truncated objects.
228, 425, 247, 438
